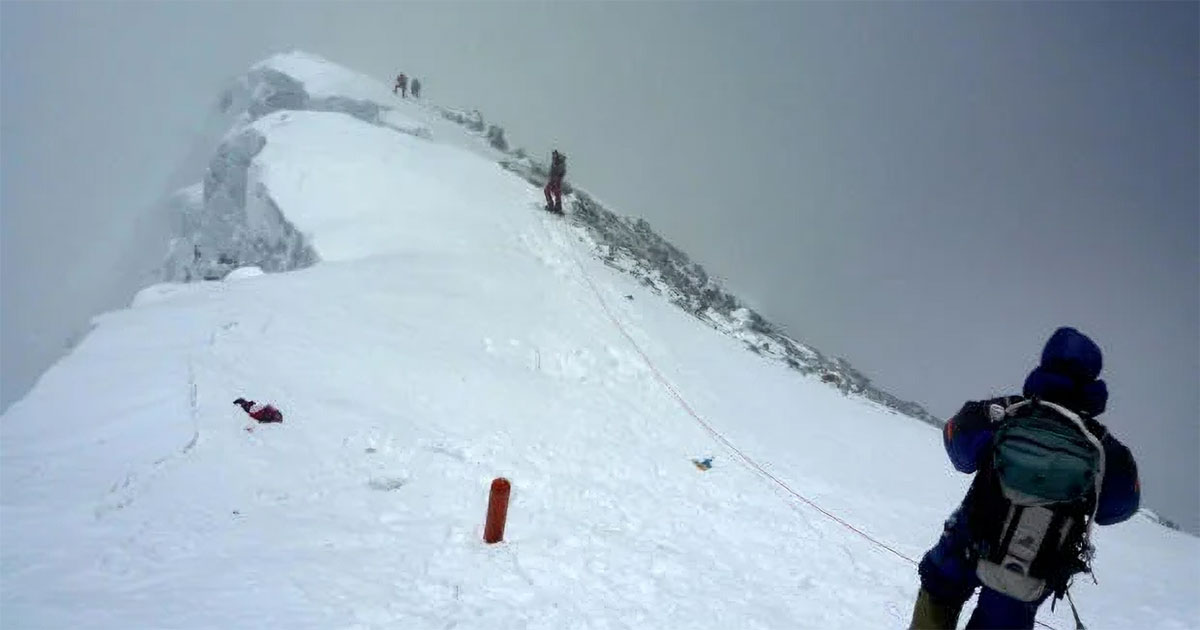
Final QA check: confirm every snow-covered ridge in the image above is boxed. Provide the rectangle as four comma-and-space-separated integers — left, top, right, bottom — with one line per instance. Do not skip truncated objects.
567, 191, 942, 426
491, 139, 940, 425
163, 51, 432, 282
168, 49, 928, 426
1138, 507, 1186, 533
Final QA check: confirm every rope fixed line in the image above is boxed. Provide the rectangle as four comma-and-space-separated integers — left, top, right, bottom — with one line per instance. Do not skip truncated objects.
557, 222, 1061, 630
565, 244, 914, 563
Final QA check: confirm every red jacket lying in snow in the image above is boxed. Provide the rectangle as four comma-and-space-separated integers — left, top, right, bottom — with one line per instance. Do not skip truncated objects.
233, 398, 283, 423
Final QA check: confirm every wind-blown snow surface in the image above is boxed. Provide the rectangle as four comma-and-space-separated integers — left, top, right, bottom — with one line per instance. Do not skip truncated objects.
3, 52, 1196, 630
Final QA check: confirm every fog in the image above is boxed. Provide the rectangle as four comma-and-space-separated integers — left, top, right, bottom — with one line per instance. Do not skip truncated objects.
2, 2, 1195, 531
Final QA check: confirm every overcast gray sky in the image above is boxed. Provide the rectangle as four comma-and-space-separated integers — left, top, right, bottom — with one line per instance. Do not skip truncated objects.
2, 2, 1196, 532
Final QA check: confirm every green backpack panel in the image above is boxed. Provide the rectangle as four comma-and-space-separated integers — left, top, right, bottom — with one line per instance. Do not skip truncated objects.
992, 406, 1103, 505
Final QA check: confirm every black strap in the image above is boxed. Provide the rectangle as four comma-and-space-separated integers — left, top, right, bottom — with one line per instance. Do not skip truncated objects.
1036, 510, 1073, 589
994, 504, 1024, 562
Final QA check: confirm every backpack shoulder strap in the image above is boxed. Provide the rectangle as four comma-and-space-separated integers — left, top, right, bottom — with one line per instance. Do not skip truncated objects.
1002, 397, 1033, 417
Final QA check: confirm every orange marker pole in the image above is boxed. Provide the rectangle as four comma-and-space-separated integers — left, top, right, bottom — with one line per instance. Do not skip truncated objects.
483, 477, 511, 544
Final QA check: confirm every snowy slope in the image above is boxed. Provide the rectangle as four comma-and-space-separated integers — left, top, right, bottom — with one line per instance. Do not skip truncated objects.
3, 52, 1196, 630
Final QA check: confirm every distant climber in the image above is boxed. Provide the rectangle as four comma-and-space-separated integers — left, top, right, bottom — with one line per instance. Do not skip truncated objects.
910, 327, 1140, 630
410, 77, 421, 99
544, 150, 567, 214
233, 398, 283, 424
393, 73, 407, 98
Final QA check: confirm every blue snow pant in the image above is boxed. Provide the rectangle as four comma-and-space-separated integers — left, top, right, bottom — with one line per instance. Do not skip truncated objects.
918, 505, 1050, 629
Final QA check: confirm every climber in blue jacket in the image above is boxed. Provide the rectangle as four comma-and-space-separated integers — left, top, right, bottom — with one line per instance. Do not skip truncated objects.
911, 327, 1140, 629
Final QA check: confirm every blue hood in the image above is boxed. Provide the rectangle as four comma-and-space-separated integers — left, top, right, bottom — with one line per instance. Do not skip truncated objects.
1023, 327, 1108, 416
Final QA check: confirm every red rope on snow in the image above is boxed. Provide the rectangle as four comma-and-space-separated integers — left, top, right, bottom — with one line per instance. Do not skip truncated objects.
563, 239, 1060, 630
569, 252, 915, 562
